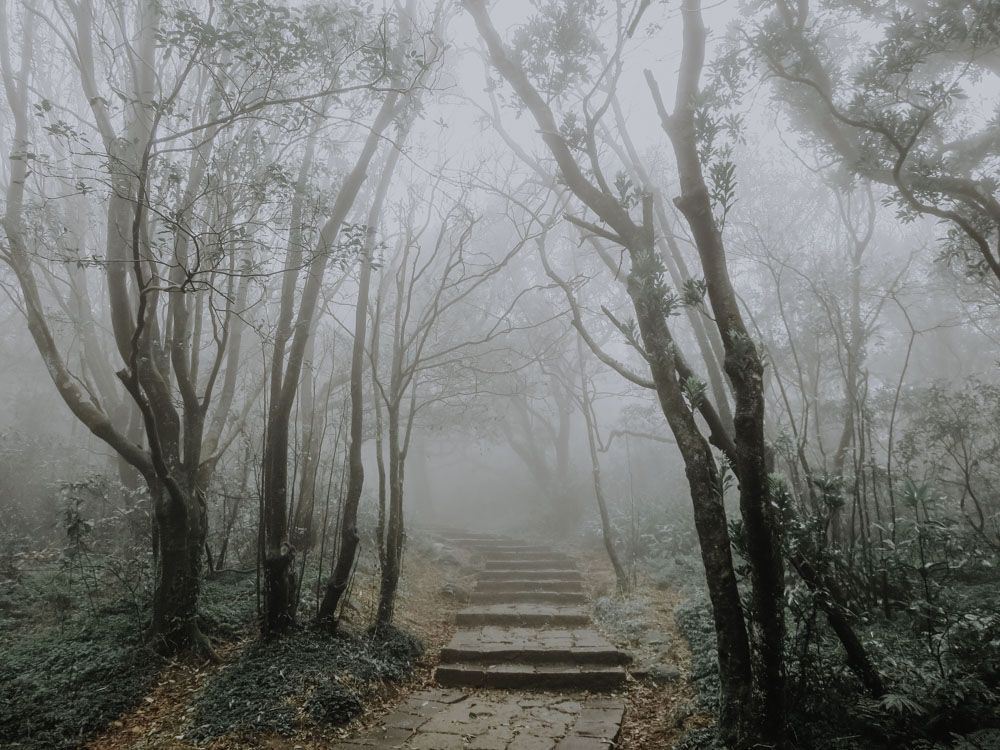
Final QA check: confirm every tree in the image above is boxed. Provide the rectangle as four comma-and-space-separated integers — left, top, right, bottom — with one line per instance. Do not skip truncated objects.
0, 0, 392, 652
753, 0, 1000, 290
358, 181, 552, 628
464, 0, 786, 743
314, 0, 452, 628
315, 128, 404, 627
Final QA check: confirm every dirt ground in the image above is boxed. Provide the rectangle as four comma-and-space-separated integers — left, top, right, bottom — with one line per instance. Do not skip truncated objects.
572, 545, 713, 749
84, 536, 707, 749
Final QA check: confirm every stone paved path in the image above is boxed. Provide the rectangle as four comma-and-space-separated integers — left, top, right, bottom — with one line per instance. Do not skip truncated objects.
332, 531, 627, 749
333, 689, 623, 749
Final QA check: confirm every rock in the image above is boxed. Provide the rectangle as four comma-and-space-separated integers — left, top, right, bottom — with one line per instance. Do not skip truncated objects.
639, 631, 669, 647
441, 583, 471, 602
670, 700, 693, 727
431, 543, 461, 567
645, 663, 681, 685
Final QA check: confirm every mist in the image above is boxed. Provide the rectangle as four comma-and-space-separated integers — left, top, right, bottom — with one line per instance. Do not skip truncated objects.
2, 0, 1000, 748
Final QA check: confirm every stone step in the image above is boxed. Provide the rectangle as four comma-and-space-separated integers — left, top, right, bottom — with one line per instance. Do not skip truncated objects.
441, 628, 628, 666
447, 625, 615, 661
434, 662, 626, 691
429, 529, 513, 539
478, 569, 582, 582
483, 559, 576, 571
476, 579, 585, 593
438, 537, 517, 548
440, 646, 624, 665
469, 545, 548, 554
485, 550, 573, 559
455, 604, 592, 627
470, 590, 587, 605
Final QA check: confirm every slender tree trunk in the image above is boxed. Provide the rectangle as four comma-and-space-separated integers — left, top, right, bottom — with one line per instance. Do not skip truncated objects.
372, 314, 388, 572
625, 209, 755, 741
375, 402, 405, 628
265, 92, 400, 634
316, 251, 372, 626
576, 336, 629, 594
317, 139, 402, 625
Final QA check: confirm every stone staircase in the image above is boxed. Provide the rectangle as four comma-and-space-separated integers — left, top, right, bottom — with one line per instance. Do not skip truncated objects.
432, 531, 629, 691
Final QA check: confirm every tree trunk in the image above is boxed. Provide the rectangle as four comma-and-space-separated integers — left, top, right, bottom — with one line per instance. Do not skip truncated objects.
266, 92, 400, 634
375, 403, 405, 628
318, 137, 402, 625
316, 256, 370, 625
649, 2, 787, 735
148, 480, 212, 655
625, 222, 755, 742
576, 336, 629, 594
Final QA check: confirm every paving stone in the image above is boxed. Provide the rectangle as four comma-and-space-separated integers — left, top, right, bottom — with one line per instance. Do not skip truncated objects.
382, 712, 427, 731
582, 697, 626, 710
554, 736, 615, 750
550, 699, 583, 714
528, 705, 576, 728
518, 698, 547, 708
467, 729, 512, 750
508, 733, 557, 750
407, 732, 469, 749
349, 724, 414, 748
411, 688, 468, 704
571, 703, 625, 740
512, 715, 567, 737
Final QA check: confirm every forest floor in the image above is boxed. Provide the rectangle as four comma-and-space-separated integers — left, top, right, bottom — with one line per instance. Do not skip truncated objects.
58, 532, 707, 750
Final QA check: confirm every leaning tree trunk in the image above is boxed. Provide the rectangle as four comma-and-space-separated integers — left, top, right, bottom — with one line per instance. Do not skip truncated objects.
625, 214, 755, 740
647, 0, 786, 739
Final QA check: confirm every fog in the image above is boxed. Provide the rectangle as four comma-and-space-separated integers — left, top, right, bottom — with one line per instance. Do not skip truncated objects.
2, 0, 1000, 743
3, 0, 999, 560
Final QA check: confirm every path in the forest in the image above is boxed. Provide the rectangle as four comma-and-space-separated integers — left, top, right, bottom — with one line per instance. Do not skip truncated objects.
334, 531, 628, 749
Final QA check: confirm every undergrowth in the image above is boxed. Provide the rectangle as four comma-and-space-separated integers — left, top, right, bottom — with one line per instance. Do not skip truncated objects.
673, 591, 1000, 749
0, 563, 257, 750
594, 595, 651, 642
0, 597, 160, 750
188, 624, 424, 739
